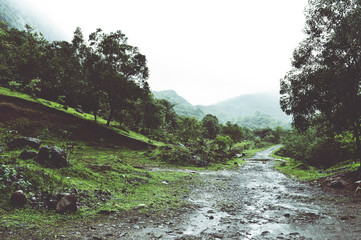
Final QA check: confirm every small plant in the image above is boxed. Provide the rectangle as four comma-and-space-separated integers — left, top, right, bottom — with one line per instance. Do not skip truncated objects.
8, 81, 22, 92
25, 78, 41, 98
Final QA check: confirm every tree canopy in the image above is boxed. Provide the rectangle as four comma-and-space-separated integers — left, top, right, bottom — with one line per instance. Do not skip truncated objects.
280, 0, 361, 162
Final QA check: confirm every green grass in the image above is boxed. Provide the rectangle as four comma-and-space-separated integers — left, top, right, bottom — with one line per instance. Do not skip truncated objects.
271, 147, 360, 181
0, 86, 163, 147
0, 86, 278, 237
0, 141, 194, 231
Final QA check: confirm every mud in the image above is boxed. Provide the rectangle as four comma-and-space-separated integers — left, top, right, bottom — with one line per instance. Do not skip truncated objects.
4, 146, 361, 239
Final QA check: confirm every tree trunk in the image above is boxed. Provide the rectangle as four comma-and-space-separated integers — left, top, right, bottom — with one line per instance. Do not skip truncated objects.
93, 111, 97, 122
106, 108, 113, 126
353, 123, 361, 174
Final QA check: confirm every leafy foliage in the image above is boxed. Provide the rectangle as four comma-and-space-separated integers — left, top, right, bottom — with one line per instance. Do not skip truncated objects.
280, 0, 361, 165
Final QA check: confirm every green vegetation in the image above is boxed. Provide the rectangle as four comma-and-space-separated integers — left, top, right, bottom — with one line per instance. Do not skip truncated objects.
280, 0, 361, 170
0, 15, 288, 237
0, 85, 284, 235
272, 149, 360, 181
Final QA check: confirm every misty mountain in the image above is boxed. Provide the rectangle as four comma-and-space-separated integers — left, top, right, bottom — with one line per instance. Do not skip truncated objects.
153, 90, 291, 129
204, 92, 289, 122
152, 90, 205, 119
0, 0, 65, 41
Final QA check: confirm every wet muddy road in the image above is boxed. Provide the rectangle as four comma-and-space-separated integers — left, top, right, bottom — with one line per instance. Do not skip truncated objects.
50, 146, 361, 240
126, 145, 361, 240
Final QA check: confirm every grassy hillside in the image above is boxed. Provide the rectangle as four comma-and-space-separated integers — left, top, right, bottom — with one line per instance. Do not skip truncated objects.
0, 87, 247, 238
0, 87, 159, 148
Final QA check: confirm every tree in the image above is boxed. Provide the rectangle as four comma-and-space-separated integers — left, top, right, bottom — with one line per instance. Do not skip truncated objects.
201, 114, 220, 139
222, 121, 242, 143
215, 135, 233, 151
41, 40, 83, 104
72, 27, 104, 122
88, 29, 149, 126
177, 116, 202, 143
280, 0, 361, 165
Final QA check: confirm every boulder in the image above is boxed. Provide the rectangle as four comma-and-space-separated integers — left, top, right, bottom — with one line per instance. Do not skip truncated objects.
35, 146, 69, 168
10, 190, 27, 207
56, 194, 77, 213
9, 137, 42, 149
19, 150, 37, 160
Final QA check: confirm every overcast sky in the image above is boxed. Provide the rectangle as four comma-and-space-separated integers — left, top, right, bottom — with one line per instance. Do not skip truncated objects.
19, 0, 308, 105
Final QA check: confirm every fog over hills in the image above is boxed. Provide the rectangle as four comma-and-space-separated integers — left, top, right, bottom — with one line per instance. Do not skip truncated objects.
0, 0, 66, 40
153, 90, 291, 129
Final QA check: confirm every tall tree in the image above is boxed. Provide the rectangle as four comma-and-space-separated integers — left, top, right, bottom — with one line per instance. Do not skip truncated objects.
88, 29, 149, 126
280, 0, 361, 165
201, 114, 220, 139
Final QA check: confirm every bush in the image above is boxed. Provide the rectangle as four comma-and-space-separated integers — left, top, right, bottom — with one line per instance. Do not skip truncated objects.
280, 128, 347, 167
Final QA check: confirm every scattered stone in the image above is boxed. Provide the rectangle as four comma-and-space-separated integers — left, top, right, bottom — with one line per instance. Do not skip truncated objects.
19, 150, 37, 160
207, 209, 215, 214
10, 190, 27, 207
9, 137, 42, 149
236, 153, 246, 158
56, 194, 77, 213
330, 179, 347, 189
75, 107, 84, 114
136, 204, 147, 209
35, 146, 69, 168
284, 213, 291, 218
209, 215, 214, 220
340, 215, 356, 221
262, 231, 270, 235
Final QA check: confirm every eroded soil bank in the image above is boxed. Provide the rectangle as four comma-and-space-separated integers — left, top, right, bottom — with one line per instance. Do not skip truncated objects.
4, 146, 361, 239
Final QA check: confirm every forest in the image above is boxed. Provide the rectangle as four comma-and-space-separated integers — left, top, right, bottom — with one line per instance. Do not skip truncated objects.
0, 19, 286, 166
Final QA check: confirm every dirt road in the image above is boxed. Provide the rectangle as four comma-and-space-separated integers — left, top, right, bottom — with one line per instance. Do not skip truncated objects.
125, 145, 361, 240
37, 146, 361, 239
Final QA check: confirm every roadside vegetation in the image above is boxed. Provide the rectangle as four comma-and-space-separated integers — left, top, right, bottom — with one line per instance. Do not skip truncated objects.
275, 1, 361, 181
0, 18, 286, 236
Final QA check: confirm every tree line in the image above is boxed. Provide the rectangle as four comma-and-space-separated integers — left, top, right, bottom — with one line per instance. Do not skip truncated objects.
280, 0, 361, 168
0, 20, 286, 165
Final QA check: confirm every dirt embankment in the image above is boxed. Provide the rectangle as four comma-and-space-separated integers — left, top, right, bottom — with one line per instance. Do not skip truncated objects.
0, 95, 151, 150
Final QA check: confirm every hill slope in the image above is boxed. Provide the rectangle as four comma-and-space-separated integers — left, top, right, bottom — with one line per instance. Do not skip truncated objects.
152, 90, 205, 119
0, 87, 155, 149
206, 92, 289, 122
153, 90, 291, 128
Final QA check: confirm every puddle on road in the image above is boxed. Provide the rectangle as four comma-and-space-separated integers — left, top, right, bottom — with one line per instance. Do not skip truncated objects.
183, 196, 230, 236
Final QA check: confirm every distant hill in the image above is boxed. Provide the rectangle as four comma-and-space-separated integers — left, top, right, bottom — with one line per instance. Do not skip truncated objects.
152, 90, 205, 119
0, 0, 65, 41
204, 92, 289, 122
153, 90, 291, 129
